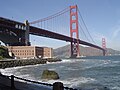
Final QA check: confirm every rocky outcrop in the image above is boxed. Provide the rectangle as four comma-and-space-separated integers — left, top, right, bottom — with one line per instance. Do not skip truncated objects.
0, 46, 10, 59
41, 70, 59, 80
0, 58, 62, 69
0, 59, 46, 69
47, 58, 62, 62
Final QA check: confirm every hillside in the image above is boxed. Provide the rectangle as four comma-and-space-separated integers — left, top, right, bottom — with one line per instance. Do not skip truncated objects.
0, 45, 10, 59
53, 44, 120, 58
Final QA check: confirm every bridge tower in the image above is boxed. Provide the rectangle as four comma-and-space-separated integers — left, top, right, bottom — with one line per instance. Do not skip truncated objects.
24, 20, 30, 46
70, 5, 80, 58
102, 38, 106, 56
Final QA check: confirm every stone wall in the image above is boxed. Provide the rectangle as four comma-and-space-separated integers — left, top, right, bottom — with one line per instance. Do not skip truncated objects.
0, 59, 46, 69
0, 58, 62, 69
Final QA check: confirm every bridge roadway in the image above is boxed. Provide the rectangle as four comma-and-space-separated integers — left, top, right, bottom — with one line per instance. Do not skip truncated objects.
30, 26, 104, 51
0, 17, 105, 51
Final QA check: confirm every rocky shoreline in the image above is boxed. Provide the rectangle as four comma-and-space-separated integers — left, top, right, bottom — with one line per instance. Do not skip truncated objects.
0, 58, 62, 69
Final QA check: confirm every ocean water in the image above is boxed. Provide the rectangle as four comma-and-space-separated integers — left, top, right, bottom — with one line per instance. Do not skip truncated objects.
0, 56, 120, 90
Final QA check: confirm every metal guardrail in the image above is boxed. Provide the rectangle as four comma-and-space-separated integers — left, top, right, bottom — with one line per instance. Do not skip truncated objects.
8, 75, 79, 90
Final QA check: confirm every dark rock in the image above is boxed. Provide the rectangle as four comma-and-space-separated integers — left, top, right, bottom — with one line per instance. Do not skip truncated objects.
0, 59, 47, 69
41, 70, 59, 80
47, 58, 62, 62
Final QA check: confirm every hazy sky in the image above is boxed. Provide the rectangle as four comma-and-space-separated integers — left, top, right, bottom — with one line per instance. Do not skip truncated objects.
0, 0, 120, 50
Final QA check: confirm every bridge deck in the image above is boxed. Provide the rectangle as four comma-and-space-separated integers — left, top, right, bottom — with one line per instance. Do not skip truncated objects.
0, 17, 104, 51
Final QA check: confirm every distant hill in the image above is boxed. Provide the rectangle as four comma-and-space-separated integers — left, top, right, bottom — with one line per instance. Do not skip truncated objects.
53, 44, 120, 58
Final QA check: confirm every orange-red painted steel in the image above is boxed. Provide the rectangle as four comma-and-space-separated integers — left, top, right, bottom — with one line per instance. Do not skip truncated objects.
102, 38, 106, 56
0, 16, 105, 56
70, 5, 80, 57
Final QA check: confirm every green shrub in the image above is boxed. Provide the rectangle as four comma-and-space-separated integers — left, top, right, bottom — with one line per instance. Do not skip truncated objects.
0, 56, 3, 60
0, 46, 10, 58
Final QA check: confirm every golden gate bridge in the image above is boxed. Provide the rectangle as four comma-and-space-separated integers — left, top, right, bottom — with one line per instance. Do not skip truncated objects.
0, 5, 106, 58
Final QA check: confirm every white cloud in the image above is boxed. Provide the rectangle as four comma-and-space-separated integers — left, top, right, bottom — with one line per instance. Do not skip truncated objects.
109, 41, 120, 51
92, 32, 117, 50
92, 32, 107, 44
107, 24, 120, 50
112, 26, 120, 39
111, 24, 120, 40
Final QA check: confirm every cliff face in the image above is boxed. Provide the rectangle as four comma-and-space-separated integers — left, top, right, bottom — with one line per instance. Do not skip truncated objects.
0, 46, 10, 59
53, 44, 120, 58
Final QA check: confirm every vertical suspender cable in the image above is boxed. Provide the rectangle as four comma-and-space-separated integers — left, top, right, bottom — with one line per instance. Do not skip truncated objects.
78, 8, 96, 44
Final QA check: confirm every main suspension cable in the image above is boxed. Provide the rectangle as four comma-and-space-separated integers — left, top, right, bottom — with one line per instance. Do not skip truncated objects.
30, 7, 69, 24
78, 8, 96, 44
78, 21, 90, 42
